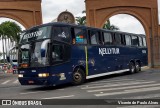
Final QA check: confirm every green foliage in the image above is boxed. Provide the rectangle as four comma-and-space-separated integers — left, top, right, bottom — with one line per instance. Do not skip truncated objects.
0, 21, 22, 63
103, 20, 119, 30
76, 16, 86, 25
0, 21, 22, 43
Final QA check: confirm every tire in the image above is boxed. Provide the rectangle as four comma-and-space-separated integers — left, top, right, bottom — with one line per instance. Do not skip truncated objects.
135, 62, 141, 73
72, 68, 86, 85
129, 62, 136, 74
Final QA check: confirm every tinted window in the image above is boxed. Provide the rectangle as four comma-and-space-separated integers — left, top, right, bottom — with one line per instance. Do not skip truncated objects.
53, 27, 70, 43
114, 33, 122, 45
125, 35, 131, 46
21, 26, 51, 43
143, 37, 147, 47
103, 32, 112, 45
121, 35, 126, 45
138, 37, 143, 46
90, 31, 99, 45
52, 45, 63, 61
131, 36, 139, 46
73, 28, 87, 44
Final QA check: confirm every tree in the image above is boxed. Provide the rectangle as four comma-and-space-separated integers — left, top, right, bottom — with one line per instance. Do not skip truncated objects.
75, 10, 86, 25
0, 21, 22, 63
103, 20, 119, 30
76, 16, 86, 25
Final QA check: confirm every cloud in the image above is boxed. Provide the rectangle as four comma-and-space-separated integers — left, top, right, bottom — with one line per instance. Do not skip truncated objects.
110, 14, 145, 34
42, 0, 85, 23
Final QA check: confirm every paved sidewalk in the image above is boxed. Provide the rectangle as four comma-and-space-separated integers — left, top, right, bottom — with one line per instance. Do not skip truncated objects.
0, 70, 17, 78
145, 68, 160, 72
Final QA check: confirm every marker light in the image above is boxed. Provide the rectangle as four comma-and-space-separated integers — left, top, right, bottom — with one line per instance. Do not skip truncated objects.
18, 74, 23, 78
38, 73, 49, 77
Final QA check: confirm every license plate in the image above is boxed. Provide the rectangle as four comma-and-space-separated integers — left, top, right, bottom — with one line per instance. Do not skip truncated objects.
28, 81, 34, 84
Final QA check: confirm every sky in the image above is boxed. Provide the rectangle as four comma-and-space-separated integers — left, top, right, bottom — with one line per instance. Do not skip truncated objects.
0, 0, 160, 53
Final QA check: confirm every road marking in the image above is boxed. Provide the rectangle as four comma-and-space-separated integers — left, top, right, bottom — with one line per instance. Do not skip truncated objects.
123, 93, 160, 99
20, 91, 46, 95
95, 86, 160, 97
81, 81, 155, 89
89, 79, 137, 84
82, 80, 147, 87
125, 86, 160, 92
13, 79, 19, 84
42, 95, 75, 99
87, 83, 160, 92
1, 80, 11, 85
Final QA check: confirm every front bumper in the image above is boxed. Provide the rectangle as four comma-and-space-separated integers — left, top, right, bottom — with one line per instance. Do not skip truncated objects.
18, 76, 59, 86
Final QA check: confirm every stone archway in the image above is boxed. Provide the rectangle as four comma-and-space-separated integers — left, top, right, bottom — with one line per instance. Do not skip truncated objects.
85, 0, 160, 67
0, 0, 42, 29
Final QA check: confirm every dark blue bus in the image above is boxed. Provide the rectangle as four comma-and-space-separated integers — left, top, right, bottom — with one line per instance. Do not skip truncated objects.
17, 22, 147, 86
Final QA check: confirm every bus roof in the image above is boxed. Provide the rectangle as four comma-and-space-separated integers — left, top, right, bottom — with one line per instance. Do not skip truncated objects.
27, 22, 146, 37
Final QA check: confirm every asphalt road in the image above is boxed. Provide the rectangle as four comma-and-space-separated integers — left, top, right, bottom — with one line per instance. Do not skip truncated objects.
0, 68, 160, 108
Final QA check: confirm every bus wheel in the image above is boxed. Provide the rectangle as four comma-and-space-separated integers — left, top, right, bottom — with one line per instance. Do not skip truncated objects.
135, 62, 141, 73
72, 68, 85, 85
129, 62, 136, 74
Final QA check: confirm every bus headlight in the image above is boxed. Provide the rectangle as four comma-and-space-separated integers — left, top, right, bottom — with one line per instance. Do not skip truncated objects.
18, 74, 23, 78
38, 73, 49, 77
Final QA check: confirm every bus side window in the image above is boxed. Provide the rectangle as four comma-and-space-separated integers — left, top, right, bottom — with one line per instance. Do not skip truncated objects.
90, 30, 99, 45
125, 35, 131, 46
103, 32, 112, 45
53, 27, 70, 43
73, 28, 87, 44
142, 37, 147, 47
138, 37, 143, 47
121, 34, 126, 45
52, 45, 63, 61
131, 36, 139, 46
114, 33, 122, 45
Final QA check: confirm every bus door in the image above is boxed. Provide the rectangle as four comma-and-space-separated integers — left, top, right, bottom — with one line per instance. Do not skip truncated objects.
50, 42, 71, 81
51, 26, 71, 79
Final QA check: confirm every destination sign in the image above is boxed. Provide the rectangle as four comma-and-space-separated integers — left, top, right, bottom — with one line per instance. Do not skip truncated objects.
23, 30, 43, 40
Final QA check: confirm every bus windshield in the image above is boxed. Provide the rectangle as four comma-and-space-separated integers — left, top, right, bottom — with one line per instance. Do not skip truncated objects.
20, 26, 51, 43
19, 40, 50, 67
30, 41, 44, 67
19, 26, 52, 67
